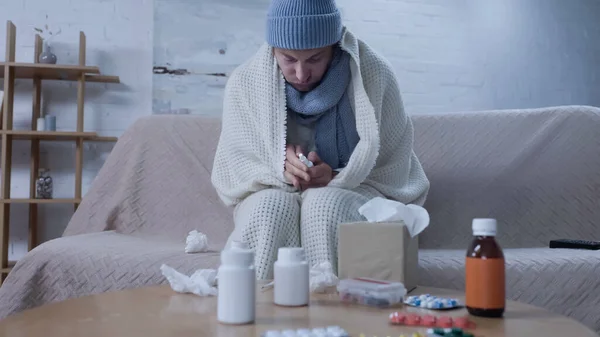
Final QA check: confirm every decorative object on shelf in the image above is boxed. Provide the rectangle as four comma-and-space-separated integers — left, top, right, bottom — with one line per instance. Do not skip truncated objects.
45, 115, 56, 131
39, 41, 57, 64
35, 168, 53, 199
34, 21, 61, 64
36, 117, 46, 131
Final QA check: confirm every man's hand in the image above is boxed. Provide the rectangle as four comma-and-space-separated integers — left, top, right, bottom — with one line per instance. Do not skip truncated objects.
284, 144, 311, 189
299, 151, 333, 190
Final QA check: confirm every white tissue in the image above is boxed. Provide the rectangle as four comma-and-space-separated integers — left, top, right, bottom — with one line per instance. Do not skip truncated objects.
358, 197, 430, 237
310, 261, 339, 293
160, 264, 218, 296
185, 230, 209, 253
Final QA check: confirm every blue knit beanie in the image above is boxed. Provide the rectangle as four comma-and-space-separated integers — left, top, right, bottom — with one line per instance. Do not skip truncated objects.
266, 0, 343, 50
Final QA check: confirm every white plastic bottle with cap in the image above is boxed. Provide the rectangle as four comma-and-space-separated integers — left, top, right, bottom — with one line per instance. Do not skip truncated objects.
230, 240, 250, 250
273, 247, 310, 306
217, 247, 256, 324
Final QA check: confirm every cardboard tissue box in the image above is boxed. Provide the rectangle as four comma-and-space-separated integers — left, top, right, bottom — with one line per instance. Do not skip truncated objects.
337, 197, 430, 292
337, 221, 419, 292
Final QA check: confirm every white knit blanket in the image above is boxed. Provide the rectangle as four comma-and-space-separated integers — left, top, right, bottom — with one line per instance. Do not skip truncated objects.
211, 28, 430, 206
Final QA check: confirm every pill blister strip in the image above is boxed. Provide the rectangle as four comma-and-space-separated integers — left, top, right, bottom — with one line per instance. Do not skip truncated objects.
262, 326, 349, 337
389, 312, 476, 330
404, 294, 462, 310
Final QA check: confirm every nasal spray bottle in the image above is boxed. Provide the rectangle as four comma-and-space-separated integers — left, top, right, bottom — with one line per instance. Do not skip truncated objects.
217, 246, 256, 324
274, 247, 310, 306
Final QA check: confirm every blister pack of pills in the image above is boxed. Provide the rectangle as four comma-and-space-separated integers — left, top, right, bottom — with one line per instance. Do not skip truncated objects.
262, 326, 349, 337
359, 333, 427, 337
404, 294, 462, 310
426, 328, 475, 337
389, 312, 476, 329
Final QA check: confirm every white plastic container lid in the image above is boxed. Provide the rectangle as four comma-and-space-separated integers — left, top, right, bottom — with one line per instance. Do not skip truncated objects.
231, 240, 250, 250
277, 247, 306, 263
221, 248, 254, 267
472, 218, 497, 236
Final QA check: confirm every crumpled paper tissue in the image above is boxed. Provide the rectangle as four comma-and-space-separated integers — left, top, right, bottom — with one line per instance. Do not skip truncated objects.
160, 264, 217, 297
358, 197, 430, 237
310, 261, 339, 293
261, 261, 339, 293
185, 230, 209, 253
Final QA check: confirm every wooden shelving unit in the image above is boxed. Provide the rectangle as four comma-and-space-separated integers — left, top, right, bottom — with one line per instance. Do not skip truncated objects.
0, 20, 120, 282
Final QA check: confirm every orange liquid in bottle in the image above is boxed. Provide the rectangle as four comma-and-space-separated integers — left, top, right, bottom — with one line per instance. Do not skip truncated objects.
465, 218, 505, 318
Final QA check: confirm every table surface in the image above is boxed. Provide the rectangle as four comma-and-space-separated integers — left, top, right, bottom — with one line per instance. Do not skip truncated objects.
0, 284, 597, 337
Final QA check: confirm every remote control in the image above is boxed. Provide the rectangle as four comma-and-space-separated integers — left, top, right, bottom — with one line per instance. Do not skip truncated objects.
549, 239, 600, 250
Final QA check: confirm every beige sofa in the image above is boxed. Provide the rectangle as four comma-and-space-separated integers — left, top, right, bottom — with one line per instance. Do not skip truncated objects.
0, 105, 599, 333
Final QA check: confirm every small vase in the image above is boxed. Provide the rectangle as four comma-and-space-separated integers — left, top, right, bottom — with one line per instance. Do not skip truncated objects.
39, 41, 57, 64
36, 168, 53, 199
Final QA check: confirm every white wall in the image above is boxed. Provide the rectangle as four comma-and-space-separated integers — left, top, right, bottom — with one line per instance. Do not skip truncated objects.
0, 0, 153, 260
1, 0, 599, 260
153, 0, 600, 115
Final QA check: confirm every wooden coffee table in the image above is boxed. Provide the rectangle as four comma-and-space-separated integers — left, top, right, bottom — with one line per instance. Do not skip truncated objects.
0, 285, 596, 337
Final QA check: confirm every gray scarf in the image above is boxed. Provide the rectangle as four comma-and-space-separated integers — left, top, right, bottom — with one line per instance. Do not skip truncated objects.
285, 47, 360, 170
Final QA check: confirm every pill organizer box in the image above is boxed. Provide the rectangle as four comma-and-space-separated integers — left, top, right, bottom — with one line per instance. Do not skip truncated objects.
337, 277, 407, 308
262, 326, 349, 337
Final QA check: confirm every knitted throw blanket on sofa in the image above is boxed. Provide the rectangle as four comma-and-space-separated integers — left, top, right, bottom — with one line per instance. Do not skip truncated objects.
211, 28, 430, 207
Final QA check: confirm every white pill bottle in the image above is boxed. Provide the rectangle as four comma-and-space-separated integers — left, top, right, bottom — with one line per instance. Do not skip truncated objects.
274, 247, 310, 306
230, 240, 250, 250
217, 247, 256, 324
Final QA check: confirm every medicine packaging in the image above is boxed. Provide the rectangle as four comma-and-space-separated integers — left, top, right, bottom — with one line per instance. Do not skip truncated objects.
262, 326, 349, 337
404, 294, 462, 310
337, 277, 407, 308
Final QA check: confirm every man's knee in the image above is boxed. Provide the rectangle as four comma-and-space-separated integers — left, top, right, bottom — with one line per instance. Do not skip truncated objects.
300, 187, 363, 223
238, 189, 299, 219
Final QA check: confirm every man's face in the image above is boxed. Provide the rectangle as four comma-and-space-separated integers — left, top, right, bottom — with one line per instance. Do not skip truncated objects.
274, 46, 334, 92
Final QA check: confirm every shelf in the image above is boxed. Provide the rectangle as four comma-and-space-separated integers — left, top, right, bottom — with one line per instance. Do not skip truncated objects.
86, 74, 120, 83
0, 21, 121, 283
0, 130, 117, 142
0, 62, 120, 83
0, 62, 101, 81
88, 136, 119, 142
1, 261, 15, 274
0, 198, 81, 204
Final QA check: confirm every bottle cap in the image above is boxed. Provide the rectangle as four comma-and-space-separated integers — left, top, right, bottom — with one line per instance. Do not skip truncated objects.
472, 218, 497, 236
230, 240, 250, 250
277, 247, 306, 263
221, 248, 254, 267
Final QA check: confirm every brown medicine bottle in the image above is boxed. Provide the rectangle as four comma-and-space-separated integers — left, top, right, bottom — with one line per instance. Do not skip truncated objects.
465, 218, 505, 318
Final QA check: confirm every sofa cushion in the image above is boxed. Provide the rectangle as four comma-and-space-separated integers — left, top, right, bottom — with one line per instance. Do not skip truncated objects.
0, 231, 221, 319
419, 248, 600, 333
